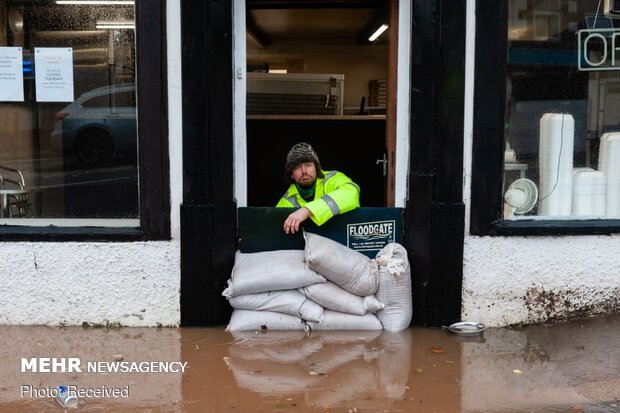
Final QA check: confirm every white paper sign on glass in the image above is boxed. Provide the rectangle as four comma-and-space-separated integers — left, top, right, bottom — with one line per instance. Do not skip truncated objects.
34, 47, 74, 102
0, 47, 24, 102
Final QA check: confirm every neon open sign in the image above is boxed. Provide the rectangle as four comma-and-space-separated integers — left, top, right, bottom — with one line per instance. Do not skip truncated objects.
578, 28, 620, 71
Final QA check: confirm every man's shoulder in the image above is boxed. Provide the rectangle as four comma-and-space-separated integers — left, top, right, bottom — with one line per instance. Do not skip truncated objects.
276, 184, 301, 207
280, 184, 298, 198
321, 170, 351, 182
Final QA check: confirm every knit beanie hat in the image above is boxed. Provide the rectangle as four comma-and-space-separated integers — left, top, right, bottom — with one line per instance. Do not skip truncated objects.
284, 142, 325, 184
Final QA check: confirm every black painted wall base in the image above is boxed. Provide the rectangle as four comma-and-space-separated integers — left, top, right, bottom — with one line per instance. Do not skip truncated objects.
406, 200, 465, 327
428, 202, 464, 326
406, 0, 466, 326
180, 204, 236, 326
180, 1, 235, 326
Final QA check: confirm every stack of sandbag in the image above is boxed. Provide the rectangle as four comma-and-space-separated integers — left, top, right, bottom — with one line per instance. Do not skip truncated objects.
300, 231, 383, 330
224, 232, 412, 332
223, 250, 326, 330
375, 243, 413, 331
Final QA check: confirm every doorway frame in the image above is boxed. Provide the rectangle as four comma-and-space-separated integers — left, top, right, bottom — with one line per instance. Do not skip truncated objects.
179, 0, 467, 327
232, 0, 411, 208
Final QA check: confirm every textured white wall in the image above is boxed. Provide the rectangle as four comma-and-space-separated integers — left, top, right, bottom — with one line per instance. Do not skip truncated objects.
463, 235, 620, 327
0, 242, 180, 326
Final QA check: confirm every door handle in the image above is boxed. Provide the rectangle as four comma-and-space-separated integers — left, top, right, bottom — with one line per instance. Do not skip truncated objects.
376, 153, 388, 177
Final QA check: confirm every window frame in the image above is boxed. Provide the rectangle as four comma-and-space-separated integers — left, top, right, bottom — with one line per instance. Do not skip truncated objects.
0, 0, 170, 241
471, 0, 620, 236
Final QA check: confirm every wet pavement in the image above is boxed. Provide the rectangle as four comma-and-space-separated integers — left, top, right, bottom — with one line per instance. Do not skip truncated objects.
1, 314, 618, 412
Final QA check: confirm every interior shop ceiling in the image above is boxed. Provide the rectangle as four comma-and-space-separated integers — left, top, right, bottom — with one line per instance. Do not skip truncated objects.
6, 1, 134, 32
5, 0, 388, 45
246, 0, 389, 46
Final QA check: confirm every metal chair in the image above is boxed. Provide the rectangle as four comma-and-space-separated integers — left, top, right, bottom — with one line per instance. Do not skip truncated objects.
0, 165, 32, 218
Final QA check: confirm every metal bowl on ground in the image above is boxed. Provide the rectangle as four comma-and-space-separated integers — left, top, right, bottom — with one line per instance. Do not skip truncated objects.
448, 321, 486, 336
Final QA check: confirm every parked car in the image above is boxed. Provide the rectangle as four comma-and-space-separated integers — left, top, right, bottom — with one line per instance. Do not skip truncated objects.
50, 83, 137, 164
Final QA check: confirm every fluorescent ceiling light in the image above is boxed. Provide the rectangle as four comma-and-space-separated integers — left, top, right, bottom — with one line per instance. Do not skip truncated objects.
96, 21, 134, 29
56, 1, 134, 5
368, 24, 389, 42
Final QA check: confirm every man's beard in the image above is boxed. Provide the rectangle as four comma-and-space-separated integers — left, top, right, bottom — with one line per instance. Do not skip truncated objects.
296, 175, 316, 188
297, 180, 315, 189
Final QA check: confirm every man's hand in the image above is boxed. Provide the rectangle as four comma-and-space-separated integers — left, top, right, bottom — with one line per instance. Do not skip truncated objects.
283, 207, 312, 234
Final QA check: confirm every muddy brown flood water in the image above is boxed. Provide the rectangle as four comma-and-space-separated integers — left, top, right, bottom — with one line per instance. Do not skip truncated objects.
0, 314, 618, 413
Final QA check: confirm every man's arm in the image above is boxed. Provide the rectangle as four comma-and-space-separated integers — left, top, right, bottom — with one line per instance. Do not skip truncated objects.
277, 189, 311, 234
283, 207, 312, 234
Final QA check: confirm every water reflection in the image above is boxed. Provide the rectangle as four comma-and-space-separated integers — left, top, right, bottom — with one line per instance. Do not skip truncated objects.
223, 330, 411, 408
461, 316, 620, 413
0, 315, 618, 412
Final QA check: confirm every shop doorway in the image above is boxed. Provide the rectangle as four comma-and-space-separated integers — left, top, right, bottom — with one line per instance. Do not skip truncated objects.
234, 0, 409, 208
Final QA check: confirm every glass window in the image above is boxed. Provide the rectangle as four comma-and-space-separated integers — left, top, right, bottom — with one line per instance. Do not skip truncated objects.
82, 89, 136, 109
504, 0, 620, 220
0, 1, 137, 222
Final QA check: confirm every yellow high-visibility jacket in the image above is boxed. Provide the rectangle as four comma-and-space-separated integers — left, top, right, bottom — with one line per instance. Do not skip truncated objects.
276, 170, 360, 226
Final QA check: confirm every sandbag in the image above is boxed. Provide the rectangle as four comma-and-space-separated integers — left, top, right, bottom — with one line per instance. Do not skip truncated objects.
303, 232, 379, 296
375, 243, 412, 332
300, 281, 384, 316
226, 309, 310, 331
308, 310, 383, 331
228, 290, 324, 323
222, 250, 325, 298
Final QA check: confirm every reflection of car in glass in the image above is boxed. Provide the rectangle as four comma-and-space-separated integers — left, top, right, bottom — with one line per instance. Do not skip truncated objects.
50, 83, 137, 164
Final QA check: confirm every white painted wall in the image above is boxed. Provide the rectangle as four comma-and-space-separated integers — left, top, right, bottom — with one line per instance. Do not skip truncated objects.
462, 236, 620, 327
462, 0, 475, 233
461, 0, 620, 327
394, 0, 411, 208
0, 242, 180, 326
0, 0, 183, 327
168, 0, 183, 240
233, 0, 247, 207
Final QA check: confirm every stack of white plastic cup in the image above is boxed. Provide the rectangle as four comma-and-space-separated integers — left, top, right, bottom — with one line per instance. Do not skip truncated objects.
571, 168, 606, 216
598, 132, 620, 216
538, 113, 574, 216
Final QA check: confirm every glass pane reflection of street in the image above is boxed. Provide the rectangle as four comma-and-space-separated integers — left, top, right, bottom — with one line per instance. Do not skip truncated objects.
1, 314, 618, 412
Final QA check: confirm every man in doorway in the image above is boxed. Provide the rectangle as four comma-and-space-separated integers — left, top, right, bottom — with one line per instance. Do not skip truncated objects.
277, 142, 360, 234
